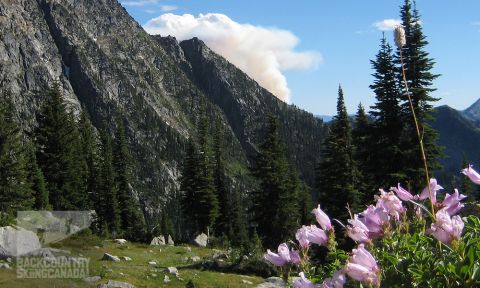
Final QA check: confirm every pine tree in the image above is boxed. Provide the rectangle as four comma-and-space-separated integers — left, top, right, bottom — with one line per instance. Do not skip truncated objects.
96, 131, 121, 236
369, 36, 405, 190
195, 104, 219, 233
352, 104, 374, 203
213, 118, 230, 236
78, 107, 99, 208
316, 86, 361, 221
180, 137, 201, 234
397, 0, 441, 191
35, 82, 87, 210
113, 116, 145, 240
298, 181, 314, 225
252, 115, 299, 248
24, 141, 49, 210
0, 92, 34, 220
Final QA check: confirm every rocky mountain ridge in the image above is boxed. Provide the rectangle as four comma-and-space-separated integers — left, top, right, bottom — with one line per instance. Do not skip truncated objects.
0, 0, 327, 220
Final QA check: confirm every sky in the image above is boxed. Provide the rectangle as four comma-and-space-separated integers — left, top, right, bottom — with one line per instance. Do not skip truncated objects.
119, 0, 480, 116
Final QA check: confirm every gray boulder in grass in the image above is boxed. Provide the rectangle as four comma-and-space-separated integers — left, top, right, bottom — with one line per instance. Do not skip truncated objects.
150, 235, 165, 246
0, 226, 41, 258
192, 233, 208, 247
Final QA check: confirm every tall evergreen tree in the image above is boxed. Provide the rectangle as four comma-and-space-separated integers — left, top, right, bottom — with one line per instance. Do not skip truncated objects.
352, 104, 374, 203
78, 107, 99, 208
0, 93, 34, 220
252, 115, 299, 248
195, 104, 219, 234
113, 117, 145, 240
213, 118, 230, 236
397, 0, 441, 191
24, 141, 49, 210
369, 36, 404, 189
180, 137, 201, 234
297, 181, 314, 225
34, 82, 87, 210
96, 131, 121, 236
316, 86, 361, 221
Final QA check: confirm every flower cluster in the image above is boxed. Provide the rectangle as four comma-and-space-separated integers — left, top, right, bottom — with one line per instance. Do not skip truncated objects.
263, 162, 477, 287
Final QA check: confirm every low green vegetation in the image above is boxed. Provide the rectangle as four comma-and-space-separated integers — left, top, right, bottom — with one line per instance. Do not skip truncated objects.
0, 233, 265, 288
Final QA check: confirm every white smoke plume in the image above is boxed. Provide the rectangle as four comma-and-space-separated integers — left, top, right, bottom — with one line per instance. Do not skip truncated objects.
144, 13, 321, 102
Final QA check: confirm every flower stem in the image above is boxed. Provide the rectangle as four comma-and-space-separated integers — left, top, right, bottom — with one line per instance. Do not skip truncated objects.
398, 49, 436, 219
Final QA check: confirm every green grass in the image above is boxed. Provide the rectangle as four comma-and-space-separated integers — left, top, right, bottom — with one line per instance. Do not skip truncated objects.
0, 234, 264, 287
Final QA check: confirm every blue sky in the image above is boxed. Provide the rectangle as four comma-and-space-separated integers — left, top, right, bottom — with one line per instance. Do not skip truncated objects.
120, 0, 480, 115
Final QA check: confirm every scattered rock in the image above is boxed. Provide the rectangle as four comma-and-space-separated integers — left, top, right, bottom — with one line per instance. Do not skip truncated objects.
83, 276, 101, 283
192, 233, 208, 247
148, 261, 157, 266
242, 255, 249, 261
242, 279, 253, 285
120, 256, 132, 261
212, 251, 228, 260
114, 239, 128, 245
102, 253, 120, 262
256, 277, 286, 288
165, 266, 178, 275
94, 246, 101, 249
6, 257, 11, 263
0, 263, 10, 269
190, 256, 201, 262
150, 236, 165, 246
163, 275, 170, 283
98, 280, 135, 288
167, 234, 174, 246
0, 226, 41, 257
26, 248, 55, 258
150, 273, 157, 277
185, 246, 192, 252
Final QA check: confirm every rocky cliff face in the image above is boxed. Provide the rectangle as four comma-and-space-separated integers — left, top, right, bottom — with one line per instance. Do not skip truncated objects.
0, 0, 327, 217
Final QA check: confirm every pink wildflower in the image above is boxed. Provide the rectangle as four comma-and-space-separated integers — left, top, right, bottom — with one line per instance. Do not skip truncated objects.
346, 215, 370, 243
462, 164, 480, 184
375, 189, 404, 220
293, 272, 317, 288
418, 178, 443, 204
344, 244, 380, 287
442, 189, 467, 215
313, 204, 332, 230
391, 183, 416, 201
427, 209, 464, 244
320, 270, 346, 288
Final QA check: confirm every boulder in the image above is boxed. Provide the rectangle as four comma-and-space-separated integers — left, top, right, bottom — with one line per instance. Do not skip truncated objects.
256, 277, 286, 288
0, 263, 11, 269
242, 279, 253, 285
150, 236, 165, 246
102, 253, 120, 262
165, 266, 178, 275
98, 280, 135, 288
114, 239, 128, 245
0, 226, 41, 257
148, 261, 157, 266
84, 276, 102, 283
163, 275, 170, 283
167, 235, 174, 246
192, 233, 208, 247
190, 256, 201, 262
120, 256, 132, 261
